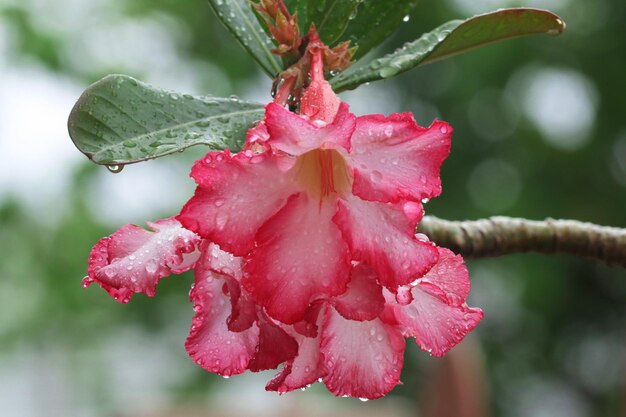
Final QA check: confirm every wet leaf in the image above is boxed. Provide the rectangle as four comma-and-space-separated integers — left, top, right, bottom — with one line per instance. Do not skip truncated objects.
209, 0, 283, 77
68, 75, 265, 166
330, 8, 565, 92
285, 0, 361, 45
336, 0, 419, 61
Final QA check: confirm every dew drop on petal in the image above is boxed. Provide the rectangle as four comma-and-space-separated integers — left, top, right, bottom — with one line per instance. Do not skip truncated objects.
395, 286, 413, 305
415, 233, 429, 242
216, 212, 229, 230
145, 259, 159, 274
439, 124, 448, 134
370, 170, 383, 182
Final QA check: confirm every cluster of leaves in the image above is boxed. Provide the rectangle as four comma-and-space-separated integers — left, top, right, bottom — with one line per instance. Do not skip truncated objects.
68, 0, 564, 169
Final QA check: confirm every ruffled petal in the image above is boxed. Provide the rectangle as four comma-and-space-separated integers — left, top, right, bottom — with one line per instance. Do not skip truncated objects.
244, 193, 351, 324
248, 316, 299, 372
334, 195, 439, 289
321, 307, 405, 399
242, 120, 270, 153
266, 304, 326, 393
265, 102, 355, 155
177, 150, 298, 256
421, 247, 471, 306
198, 242, 256, 332
84, 218, 200, 303
185, 267, 259, 377
333, 263, 385, 321
392, 282, 483, 357
266, 331, 326, 393
348, 114, 451, 203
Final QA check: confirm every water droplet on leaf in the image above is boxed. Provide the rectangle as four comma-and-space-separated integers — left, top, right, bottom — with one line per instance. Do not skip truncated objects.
106, 164, 124, 174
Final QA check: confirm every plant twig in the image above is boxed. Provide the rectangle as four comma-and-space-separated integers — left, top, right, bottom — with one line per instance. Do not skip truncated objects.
418, 216, 626, 267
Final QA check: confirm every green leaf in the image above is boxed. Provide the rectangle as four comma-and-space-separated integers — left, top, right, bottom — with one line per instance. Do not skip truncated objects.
337, 0, 419, 61
208, 0, 282, 77
284, 0, 360, 45
68, 75, 265, 166
330, 8, 565, 92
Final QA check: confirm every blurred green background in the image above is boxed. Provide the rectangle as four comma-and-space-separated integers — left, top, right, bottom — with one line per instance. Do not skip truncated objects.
0, 0, 624, 416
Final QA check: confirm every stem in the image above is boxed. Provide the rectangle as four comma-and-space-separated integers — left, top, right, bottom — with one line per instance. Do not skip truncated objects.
418, 216, 626, 267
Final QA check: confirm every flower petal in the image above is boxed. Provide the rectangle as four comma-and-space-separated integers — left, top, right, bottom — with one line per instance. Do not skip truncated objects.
334, 195, 439, 289
177, 150, 298, 256
348, 114, 451, 203
198, 242, 256, 332
242, 120, 270, 153
84, 218, 200, 303
321, 307, 405, 399
185, 268, 259, 377
392, 283, 483, 357
247, 316, 299, 372
266, 330, 326, 393
244, 193, 351, 324
265, 102, 355, 155
266, 303, 326, 393
421, 247, 471, 306
333, 263, 385, 321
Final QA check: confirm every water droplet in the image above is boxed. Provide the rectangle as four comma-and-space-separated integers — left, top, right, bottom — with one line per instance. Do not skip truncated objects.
216, 212, 229, 230
106, 164, 124, 174
123, 140, 137, 148
81, 276, 93, 288
145, 259, 159, 274
185, 132, 201, 140
403, 15, 410, 22
370, 170, 383, 182
396, 286, 413, 305
415, 233, 429, 242
214, 199, 225, 207
229, 95, 239, 101
439, 124, 449, 134
359, 397, 369, 402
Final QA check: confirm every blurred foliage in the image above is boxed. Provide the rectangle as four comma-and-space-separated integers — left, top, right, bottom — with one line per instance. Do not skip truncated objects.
0, 0, 625, 416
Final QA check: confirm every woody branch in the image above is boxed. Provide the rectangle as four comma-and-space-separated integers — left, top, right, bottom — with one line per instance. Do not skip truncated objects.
419, 216, 626, 267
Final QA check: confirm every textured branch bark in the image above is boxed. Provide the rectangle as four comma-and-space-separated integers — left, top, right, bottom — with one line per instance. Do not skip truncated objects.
418, 216, 626, 267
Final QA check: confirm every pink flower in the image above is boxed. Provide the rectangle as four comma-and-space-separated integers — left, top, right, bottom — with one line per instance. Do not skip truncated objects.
83, 34, 482, 400
177, 47, 452, 326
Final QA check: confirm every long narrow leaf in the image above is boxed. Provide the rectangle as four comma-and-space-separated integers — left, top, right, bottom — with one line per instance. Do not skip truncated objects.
338, 0, 419, 61
330, 8, 565, 92
208, 0, 282, 77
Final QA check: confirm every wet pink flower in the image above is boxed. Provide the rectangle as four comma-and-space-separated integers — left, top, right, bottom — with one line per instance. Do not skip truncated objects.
83, 32, 482, 400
